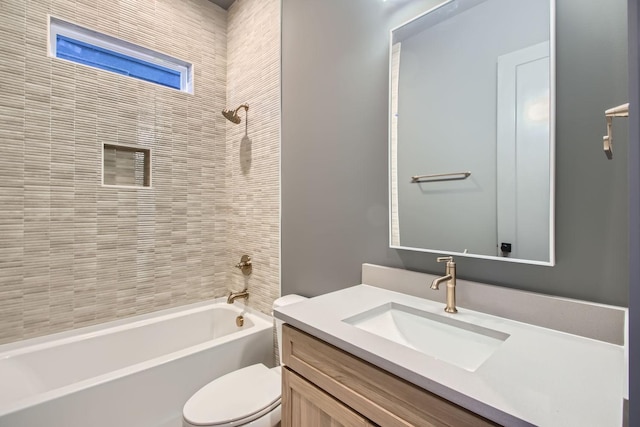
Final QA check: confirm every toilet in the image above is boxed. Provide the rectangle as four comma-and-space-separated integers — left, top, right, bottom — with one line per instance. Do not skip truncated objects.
182, 294, 308, 427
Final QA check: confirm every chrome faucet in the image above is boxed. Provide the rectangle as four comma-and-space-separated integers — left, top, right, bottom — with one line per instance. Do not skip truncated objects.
227, 289, 249, 304
430, 256, 457, 313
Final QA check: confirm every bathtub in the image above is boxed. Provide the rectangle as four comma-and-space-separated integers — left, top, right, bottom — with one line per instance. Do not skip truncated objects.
0, 299, 274, 427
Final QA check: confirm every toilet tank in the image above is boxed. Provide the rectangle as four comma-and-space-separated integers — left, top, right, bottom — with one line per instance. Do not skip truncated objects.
272, 294, 308, 363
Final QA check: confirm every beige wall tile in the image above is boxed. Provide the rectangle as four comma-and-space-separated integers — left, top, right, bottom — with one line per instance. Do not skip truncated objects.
226, 0, 281, 316
0, 0, 281, 346
0, 0, 231, 344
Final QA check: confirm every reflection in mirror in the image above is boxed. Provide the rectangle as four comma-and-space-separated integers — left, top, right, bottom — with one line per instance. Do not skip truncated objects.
390, 0, 555, 265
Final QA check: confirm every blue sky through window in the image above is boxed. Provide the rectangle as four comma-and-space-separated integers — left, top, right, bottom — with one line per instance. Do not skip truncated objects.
56, 35, 181, 90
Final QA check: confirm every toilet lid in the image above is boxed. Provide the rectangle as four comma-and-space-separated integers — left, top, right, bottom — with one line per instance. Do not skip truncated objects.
183, 364, 281, 426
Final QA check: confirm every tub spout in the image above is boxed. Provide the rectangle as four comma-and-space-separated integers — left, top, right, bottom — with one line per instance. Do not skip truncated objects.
227, 289, 249, 304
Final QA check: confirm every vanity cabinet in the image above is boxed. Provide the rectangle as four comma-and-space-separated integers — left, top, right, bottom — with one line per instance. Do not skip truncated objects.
281, 324, 499, 427
282, 369, 374, 426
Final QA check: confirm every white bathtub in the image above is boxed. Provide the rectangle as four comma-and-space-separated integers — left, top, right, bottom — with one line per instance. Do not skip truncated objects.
0, 299, 274, 427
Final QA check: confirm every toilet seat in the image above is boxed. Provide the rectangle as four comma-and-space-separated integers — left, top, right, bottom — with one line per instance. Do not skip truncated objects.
183, 364, 281, 427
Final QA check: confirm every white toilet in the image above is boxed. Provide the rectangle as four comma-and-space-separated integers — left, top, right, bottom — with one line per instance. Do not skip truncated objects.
182, 294, 307, 427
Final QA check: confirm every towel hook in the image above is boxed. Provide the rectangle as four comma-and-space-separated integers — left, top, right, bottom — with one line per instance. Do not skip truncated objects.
603, 103, 629, 159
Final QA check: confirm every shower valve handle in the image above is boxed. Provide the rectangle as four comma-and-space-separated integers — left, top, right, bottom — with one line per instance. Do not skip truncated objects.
235, 255, 252, 275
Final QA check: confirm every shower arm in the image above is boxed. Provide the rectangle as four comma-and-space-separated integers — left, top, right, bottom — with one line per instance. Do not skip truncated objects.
234, 104, 249, 115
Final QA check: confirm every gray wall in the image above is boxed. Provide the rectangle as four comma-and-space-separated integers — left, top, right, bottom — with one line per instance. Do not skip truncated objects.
281, 0, 629, 306
627, 0, 638, 422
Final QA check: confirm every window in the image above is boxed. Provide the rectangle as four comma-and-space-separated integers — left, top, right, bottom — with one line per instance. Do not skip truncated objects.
49, 16, 193, 93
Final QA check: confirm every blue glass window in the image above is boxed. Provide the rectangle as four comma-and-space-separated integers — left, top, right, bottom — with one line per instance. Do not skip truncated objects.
56, 35, 181, 90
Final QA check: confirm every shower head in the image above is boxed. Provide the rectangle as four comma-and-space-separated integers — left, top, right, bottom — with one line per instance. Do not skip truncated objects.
222, 103, 249, 124
222, 110, 240, 124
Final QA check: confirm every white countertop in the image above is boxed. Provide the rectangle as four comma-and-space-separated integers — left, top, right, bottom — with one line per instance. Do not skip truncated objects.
275, 284, 625, 427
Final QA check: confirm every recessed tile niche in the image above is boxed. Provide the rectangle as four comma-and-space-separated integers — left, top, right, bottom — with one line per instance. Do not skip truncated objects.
102, 143, 151, 188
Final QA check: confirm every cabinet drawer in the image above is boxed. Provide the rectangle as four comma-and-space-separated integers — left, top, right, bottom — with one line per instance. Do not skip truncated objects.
282, 325, 499, 427
282, 368, 374, 427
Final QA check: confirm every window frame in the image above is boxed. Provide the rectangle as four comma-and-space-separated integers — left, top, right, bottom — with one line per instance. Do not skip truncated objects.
48, 16, 193, 94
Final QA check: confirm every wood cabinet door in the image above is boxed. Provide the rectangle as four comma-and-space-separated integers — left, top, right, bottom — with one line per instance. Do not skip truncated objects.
283, 325, 500, 427
282, 367, 375, 427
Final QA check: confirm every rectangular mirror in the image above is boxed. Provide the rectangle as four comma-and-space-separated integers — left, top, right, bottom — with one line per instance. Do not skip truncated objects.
389, 0, 555, 265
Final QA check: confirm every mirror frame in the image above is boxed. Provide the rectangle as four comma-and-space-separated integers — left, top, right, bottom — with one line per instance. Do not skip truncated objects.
388, 0, 556, 266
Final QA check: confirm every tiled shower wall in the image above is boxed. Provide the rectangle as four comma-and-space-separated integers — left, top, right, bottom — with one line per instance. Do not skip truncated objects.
0, 0, 230, 344
226, 0, 281, 316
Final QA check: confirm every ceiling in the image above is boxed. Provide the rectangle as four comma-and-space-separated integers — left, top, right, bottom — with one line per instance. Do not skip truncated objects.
209, 0, 235, 10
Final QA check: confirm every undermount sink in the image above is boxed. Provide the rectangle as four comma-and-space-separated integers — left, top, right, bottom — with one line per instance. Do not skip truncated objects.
343, 302, 510, 371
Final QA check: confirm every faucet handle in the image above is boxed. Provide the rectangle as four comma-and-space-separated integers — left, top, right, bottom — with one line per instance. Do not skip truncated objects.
436, 256, 454, 263
235, 255, 252, 276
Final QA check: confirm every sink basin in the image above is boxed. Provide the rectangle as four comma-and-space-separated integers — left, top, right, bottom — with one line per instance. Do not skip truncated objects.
343, 302, 509, 371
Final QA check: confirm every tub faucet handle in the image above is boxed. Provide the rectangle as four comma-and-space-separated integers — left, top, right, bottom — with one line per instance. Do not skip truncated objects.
235, 255, 252, 276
